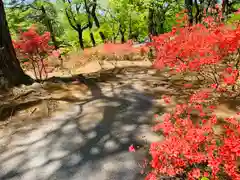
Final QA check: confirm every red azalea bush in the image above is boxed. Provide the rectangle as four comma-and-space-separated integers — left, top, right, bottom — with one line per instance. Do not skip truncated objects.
82, 41, 148, 65
102, 41, 136, 56
13, 26, 54, 80
102, 41, 149, 61
148, 92, 240, 180
149, 8, 240, 89
145, 9, 240, 180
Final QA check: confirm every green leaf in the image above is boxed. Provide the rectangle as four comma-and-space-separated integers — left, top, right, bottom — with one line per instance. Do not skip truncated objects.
200, 177, 209, 180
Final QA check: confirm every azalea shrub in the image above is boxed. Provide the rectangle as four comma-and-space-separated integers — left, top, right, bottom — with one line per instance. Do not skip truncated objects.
13, 26, 54, 80
150, 16, 240, 91
145, 10, 240, 180
81, 41, 149, 68
147, 92, 240, 180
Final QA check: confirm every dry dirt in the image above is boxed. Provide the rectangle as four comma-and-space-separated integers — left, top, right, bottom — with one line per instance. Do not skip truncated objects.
1, 55, 239, 135
0, 58, 153, 132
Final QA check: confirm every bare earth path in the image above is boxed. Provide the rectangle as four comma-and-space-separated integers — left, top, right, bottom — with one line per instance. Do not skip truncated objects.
0, 67, 167, 180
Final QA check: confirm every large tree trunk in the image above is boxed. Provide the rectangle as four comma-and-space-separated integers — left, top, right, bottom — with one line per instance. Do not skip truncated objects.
0, 0, 33, 89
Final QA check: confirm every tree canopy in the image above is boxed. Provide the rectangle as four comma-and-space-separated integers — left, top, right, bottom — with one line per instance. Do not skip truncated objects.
3, 0, 240, 49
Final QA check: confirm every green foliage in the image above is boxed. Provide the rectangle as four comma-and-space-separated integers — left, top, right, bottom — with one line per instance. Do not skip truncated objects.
5, 7, 33, 38
200, 177, 209, 180
5, 0, 184, 49
106, 0, 149, 41
228, 13, 240, 24
149, 0, 183, 34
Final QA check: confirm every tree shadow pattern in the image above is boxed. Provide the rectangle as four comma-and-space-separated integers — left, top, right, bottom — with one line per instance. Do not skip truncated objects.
0, 69, 165, 180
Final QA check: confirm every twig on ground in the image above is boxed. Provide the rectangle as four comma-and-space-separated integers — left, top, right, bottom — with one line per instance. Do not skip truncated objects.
30, 108, 37, 116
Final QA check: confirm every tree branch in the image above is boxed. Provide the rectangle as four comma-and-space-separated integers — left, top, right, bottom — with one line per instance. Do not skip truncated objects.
65, 9, 77, 30
82, 24, 89, 30
66, 0, 78, 24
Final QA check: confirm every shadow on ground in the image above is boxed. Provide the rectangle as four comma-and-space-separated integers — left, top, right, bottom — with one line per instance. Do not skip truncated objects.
0, 68, 165, 180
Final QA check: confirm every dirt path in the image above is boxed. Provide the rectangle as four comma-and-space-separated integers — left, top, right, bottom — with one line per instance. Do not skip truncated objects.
0, 67, 168, 180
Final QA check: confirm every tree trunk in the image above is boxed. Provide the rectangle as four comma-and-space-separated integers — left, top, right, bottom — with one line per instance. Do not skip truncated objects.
185, 0, 193, 26
112, 24, 119, 43
120, 33, 125, 43
77, 28, 84, 50
159, 22, 164, 34
0, 0, 33, 88
41, 6, 59, 49
194, 0, 200, 24
91, 0, 106, 42
119, 24, 125, 44
83, 0, 95, 47
90, 32, 96, 47
99, 32, 106, 43
148, 6, 157, 36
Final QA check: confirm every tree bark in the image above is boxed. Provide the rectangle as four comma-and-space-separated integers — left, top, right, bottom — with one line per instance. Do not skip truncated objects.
0, 0, 33, 88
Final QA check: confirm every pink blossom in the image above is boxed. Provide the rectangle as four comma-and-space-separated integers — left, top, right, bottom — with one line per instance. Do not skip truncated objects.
52, 50, 60, 57
129, 144, 135, 152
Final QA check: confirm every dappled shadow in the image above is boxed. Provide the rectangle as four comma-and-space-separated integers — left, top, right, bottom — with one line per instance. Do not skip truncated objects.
0, 71, 164, 180
0, 65, 196, 126
39, 66, 154, 84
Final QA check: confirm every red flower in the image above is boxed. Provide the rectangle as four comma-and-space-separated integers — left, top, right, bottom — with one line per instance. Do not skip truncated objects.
211, 83, 218, 89
223, 76, 236, 85
129, 145, 135, 152
189, 168, 201, 179
52, 50, 60, 57
145, 172, 157, 180
162, 95, 171, 104
203, 171, 209, 177
145, 11, 240, 180
13, 26, 53, 80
